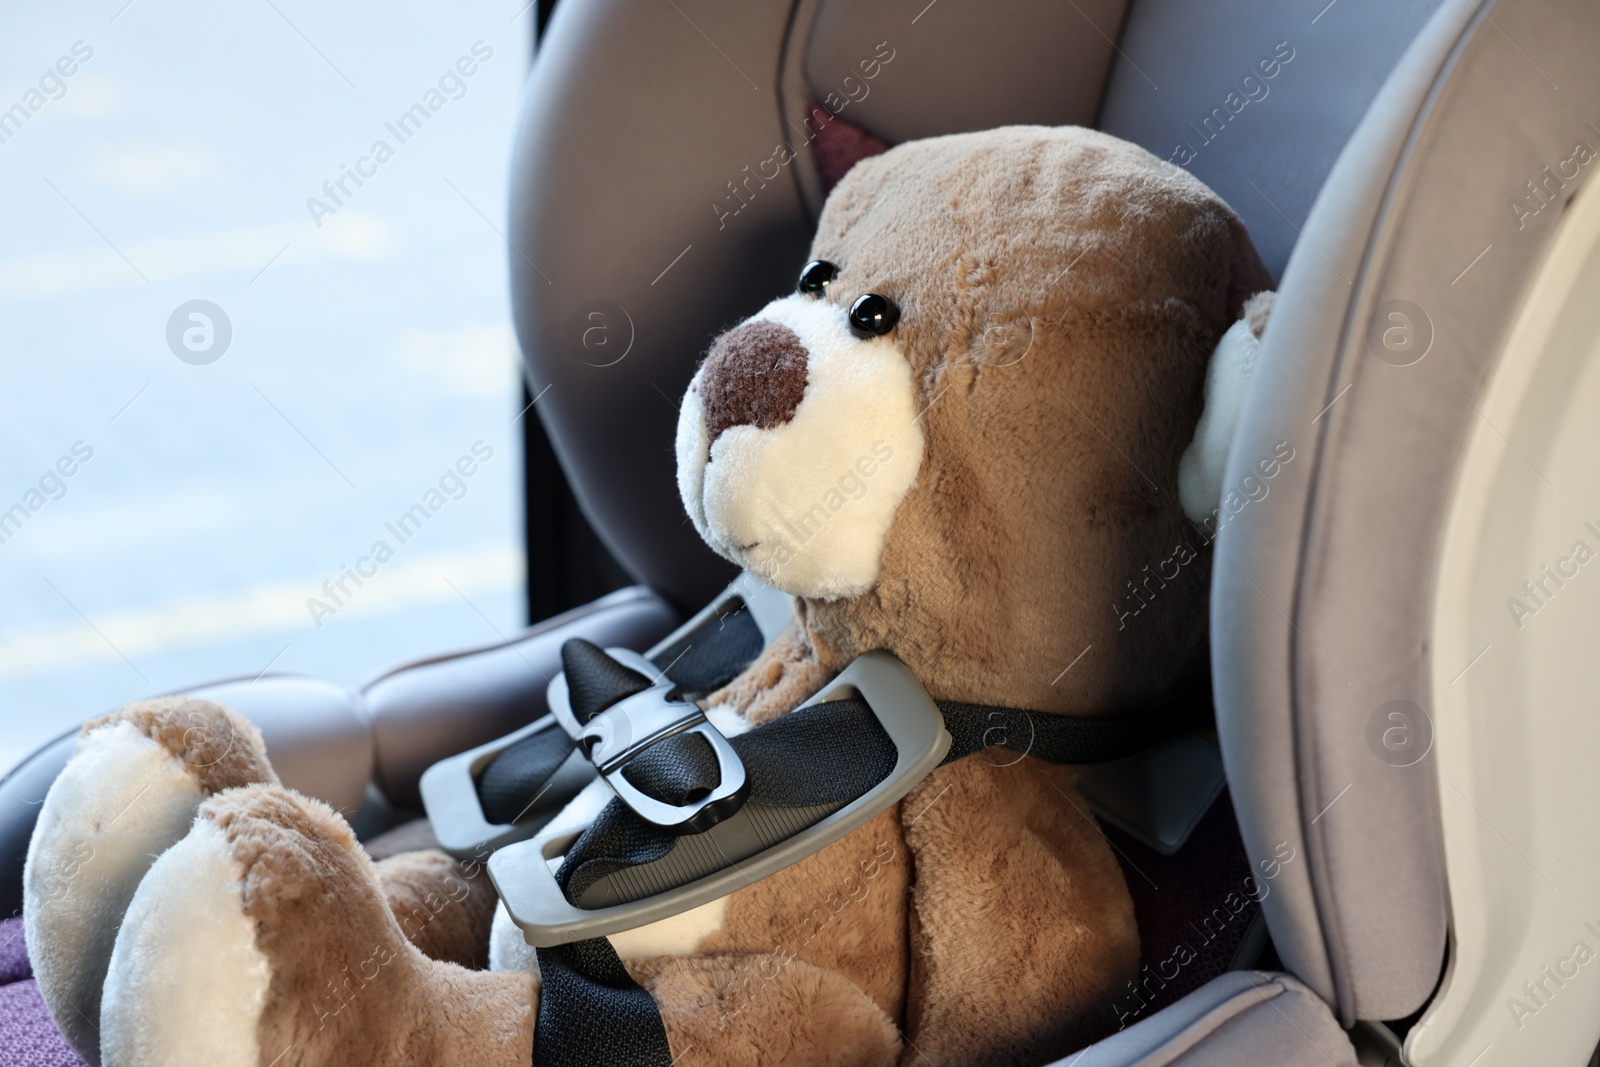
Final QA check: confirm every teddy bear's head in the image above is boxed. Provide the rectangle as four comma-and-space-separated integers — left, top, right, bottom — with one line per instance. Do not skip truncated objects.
677, 125, 1270, 715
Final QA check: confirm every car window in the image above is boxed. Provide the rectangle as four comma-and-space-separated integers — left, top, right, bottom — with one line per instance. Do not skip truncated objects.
0, 3, 531, 773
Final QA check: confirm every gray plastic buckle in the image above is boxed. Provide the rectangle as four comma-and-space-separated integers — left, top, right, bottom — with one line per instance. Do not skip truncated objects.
418, 717, 595, 859
548, 648, 749, 833
489, 650, 951, 947
419, 573, 791, 859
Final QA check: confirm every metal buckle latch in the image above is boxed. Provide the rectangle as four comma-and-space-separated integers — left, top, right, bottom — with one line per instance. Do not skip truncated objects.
548, 648, 748, 833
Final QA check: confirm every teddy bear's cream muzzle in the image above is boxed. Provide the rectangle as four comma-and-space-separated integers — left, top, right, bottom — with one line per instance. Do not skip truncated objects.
676, 294, 925, 600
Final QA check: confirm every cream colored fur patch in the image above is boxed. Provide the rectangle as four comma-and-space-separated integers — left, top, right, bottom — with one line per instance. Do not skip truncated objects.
677, 294, 924, 600
490, 894, 731, 976
101, 819, 269, 1067
24, 722, 206, 1066
1179, 317, 1262, 522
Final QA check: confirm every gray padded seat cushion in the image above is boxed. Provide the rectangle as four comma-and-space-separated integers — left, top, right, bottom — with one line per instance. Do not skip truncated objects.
1097, 0, 1447, 280
799, 0, 1126, 146
1060, 971, 1358, 1066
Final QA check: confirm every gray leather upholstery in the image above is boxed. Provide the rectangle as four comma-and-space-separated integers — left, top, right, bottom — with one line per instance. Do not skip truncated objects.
515, 0, 1457, 613
801, 0, 1126, 147
1213, 0, 1600, 1024
191, 674, 373, 819
363, 585, 676, 808
1098, 0, 1447, 280
1057, 971, 1359, 1066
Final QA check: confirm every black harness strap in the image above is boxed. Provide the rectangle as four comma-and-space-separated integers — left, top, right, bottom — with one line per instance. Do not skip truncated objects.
558, 698, 897, 907
553, 696, 1186, 909
535, 938, 673, 1067
936, 700, 1194, 767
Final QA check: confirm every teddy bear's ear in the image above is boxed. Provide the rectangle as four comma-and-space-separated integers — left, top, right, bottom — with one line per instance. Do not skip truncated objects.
1178, 291, 1276, 523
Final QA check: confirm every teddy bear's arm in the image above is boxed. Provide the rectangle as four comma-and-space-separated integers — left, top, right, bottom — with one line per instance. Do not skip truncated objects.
704, 618, 839, 729
898, 754, 1140, 1065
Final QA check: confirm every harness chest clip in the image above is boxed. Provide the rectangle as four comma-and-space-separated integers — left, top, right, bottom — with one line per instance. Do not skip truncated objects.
548, 648, 749, 834
491, 649, 951, 947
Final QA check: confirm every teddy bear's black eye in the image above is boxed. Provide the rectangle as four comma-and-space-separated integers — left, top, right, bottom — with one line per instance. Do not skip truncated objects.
797, 260, 838, 296
848, 293, 900, 338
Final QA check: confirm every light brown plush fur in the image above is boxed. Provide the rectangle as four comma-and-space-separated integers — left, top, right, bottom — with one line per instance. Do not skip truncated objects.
43, 125, 1270, 1067
898, 759, 1136, 1064
785, 127, 1269, 718
362, 819, 501, 966
638, 955, 901, 1067
707, 619, 835, 729
203, 784, 534, 1067
630, 807, 911, 1067
371, 847, 499, 969
679, 807, 910, 1020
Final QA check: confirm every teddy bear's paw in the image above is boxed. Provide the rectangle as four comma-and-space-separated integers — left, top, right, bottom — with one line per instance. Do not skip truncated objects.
102, 783, 534, 1067
23, 698, 275, 1065
98, 813, 270, 1067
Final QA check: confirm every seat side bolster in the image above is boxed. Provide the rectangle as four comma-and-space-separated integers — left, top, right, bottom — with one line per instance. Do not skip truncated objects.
1212, 0, 1479, 1019
185, 674, 373, 820
1061, 971, 1357, 1067
363, 586, 678, 808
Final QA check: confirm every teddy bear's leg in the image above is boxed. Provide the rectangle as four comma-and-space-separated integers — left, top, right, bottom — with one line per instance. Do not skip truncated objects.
628, 953, 902, 1067
99, 783, 535, 1067
899, 755, 1140, 1065
24, 698, 277, 1064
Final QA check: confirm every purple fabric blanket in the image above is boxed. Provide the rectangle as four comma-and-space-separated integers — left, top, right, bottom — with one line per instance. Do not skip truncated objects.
0, 918, 88, 1067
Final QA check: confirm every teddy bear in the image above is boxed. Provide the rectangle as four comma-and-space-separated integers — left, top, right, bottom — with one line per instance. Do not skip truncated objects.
21, 123, 1272, 1067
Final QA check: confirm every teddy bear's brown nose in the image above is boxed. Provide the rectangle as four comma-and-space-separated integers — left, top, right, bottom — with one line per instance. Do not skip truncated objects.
698, 319, 810, 442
